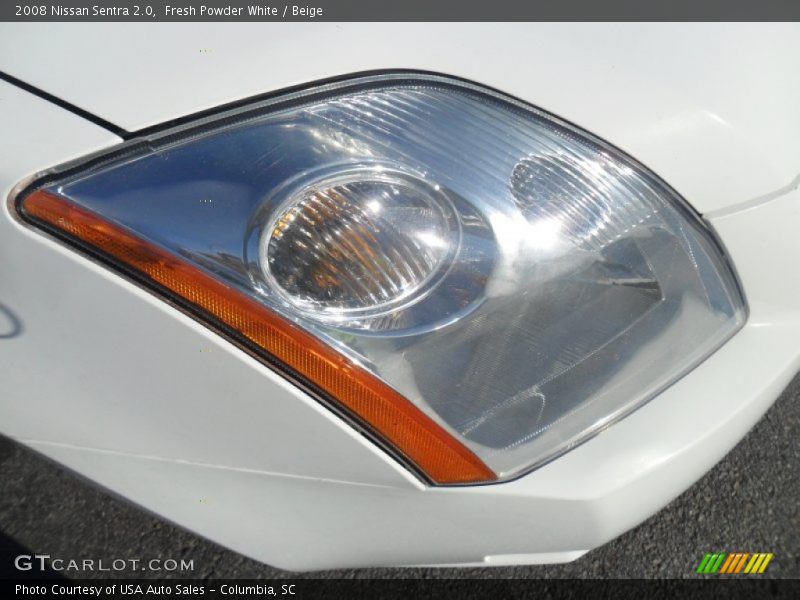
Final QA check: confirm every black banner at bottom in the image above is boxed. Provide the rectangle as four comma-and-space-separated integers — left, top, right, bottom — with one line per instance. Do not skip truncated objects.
5, 579, 800, 600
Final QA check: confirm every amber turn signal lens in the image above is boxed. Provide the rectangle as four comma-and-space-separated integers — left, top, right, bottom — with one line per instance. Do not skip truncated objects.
21, 190, 496, 485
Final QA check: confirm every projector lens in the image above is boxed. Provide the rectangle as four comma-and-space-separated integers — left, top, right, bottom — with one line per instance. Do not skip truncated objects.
262, 171, 459, 320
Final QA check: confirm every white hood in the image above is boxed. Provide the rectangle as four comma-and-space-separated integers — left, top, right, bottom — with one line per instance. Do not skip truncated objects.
1, 22, 798, 214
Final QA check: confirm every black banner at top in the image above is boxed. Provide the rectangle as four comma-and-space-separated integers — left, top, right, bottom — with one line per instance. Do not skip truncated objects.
2, 0, 800, 22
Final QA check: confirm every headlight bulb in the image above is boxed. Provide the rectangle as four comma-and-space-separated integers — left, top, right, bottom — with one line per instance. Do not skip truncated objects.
262, 170, 459, 322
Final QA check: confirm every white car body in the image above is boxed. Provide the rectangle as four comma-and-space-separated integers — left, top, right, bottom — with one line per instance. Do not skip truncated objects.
0, 23, 798, 570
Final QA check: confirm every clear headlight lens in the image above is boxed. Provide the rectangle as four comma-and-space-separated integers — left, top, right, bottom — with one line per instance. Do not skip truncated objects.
17, 74, 746, 484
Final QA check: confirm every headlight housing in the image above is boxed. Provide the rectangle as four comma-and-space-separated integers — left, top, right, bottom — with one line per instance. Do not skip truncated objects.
16, 73, 746, 484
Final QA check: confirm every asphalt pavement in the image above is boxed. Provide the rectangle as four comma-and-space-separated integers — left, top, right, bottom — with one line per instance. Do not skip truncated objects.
1, 373, 798, 580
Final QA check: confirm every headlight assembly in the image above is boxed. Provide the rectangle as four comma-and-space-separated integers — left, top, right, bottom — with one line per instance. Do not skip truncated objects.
15, 74, 746, 485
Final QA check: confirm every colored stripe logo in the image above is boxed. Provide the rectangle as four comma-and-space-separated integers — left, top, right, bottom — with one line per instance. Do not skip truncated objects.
696, 552, 773, 574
